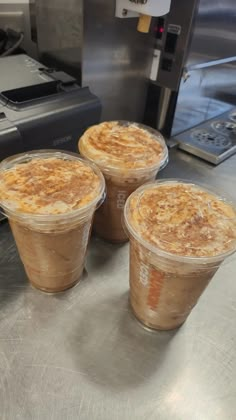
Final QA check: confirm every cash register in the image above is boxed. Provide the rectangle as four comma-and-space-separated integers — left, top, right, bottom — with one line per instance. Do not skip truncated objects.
0, 54, 101, 161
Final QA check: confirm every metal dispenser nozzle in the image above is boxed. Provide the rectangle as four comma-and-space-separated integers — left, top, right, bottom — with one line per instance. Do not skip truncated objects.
116, 0, 171, 33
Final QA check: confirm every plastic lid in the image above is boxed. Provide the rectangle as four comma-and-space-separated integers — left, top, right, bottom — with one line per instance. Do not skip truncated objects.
0, 150, 105, 219
79, 121, 168, 176
124, 180, 236, 261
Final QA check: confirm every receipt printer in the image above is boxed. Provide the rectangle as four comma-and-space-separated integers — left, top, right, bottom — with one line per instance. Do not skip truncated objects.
0, 54, 101, 160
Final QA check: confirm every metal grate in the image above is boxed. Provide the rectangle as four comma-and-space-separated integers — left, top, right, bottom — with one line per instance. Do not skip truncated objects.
191, 129, 232, 148
211, 120, 236, 137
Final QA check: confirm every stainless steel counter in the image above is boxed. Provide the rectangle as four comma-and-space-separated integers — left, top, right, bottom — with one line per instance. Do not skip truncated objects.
0, 150, 236, 420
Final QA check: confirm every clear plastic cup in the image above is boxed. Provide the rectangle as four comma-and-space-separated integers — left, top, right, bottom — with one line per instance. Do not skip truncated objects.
124, 180, 236, 330
0, 150, 105, 292
78, 121, 168, 243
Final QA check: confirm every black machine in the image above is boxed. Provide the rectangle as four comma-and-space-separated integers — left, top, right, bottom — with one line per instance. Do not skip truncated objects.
0, 54, 101, 160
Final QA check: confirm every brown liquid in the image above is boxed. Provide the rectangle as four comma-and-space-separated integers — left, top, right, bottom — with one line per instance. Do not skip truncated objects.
94, 172, 156, 243
79, 121, 168, 243
0, 153, 104, 292
10, 218, 92, 292
129, 239, 218, 330
125, 182, 236, 330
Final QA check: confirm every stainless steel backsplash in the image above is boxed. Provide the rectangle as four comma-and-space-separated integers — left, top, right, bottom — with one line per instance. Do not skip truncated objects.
35, 0, 154, 122
172, 0, 236, 135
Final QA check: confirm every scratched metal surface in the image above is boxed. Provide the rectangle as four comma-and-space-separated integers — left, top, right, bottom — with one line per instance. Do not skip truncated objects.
0, 149, 236, 420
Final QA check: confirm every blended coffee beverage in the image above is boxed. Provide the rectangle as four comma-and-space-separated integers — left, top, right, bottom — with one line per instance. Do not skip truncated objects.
79, 121, 168, 242
124, 180, 236, 330
0, 151, 105, 292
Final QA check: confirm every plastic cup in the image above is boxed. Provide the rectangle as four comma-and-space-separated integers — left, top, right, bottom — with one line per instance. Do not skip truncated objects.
78, 121, 168, 243
124, 180, 236, 330
0, 150, 105, 292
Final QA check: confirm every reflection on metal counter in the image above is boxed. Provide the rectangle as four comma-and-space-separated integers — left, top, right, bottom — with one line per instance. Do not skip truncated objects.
144, 0, 236, 164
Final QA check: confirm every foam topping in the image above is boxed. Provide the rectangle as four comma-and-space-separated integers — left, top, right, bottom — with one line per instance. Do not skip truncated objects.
0, 157, 101, 215
127, 182, 236, 258
79, 121, 167, 171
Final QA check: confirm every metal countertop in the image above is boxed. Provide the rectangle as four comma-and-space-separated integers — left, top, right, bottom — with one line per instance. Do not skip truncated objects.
0, 149, 236, 420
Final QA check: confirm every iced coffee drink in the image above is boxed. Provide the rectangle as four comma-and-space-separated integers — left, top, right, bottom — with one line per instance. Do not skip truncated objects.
79, 121, 168, 242
0, 151, 105, 292
124, 180, 236, 330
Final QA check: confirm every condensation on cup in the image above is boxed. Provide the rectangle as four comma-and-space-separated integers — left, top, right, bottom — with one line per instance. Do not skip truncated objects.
78, 121, 168, 243
124, 180, 236, 330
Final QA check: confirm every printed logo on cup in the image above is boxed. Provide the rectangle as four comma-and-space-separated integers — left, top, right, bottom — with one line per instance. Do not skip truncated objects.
139, 263, 149, 287
147, 269, 165, 310
117, 191, 127, 209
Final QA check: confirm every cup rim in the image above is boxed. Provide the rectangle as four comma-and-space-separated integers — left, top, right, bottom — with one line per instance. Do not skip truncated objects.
79, 120, 169, 176
0, 149, 106, 223
124, 178, 236, 264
